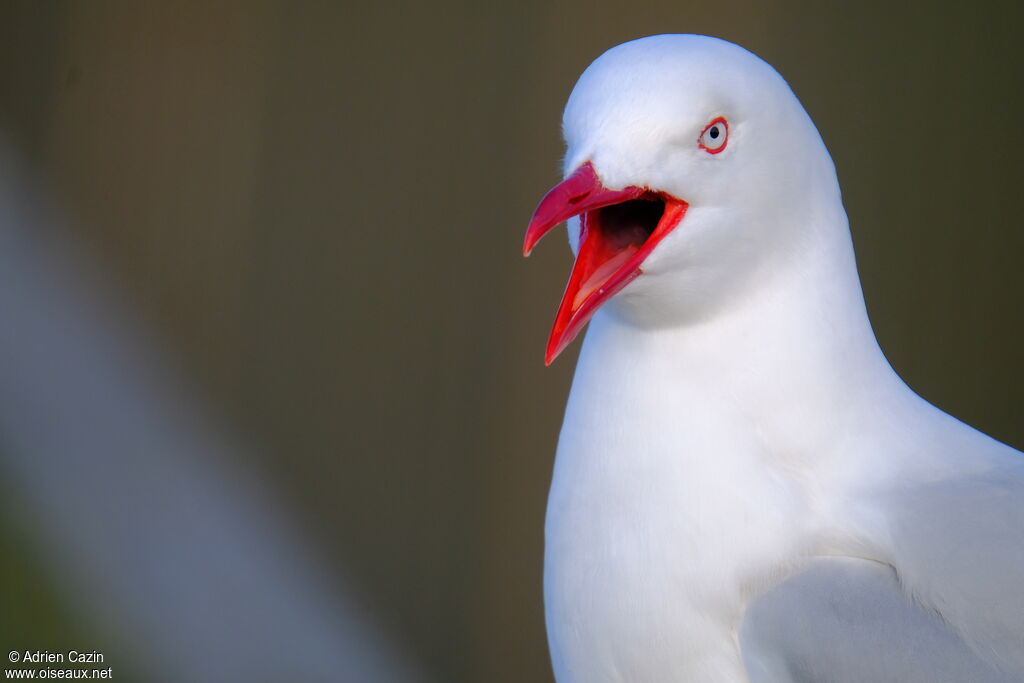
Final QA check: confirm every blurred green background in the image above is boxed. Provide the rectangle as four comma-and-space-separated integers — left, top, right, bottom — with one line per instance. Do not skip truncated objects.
1, 1, 1021, 681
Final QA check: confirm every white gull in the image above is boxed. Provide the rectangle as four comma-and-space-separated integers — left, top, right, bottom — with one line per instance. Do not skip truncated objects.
524, 34, 1023, 683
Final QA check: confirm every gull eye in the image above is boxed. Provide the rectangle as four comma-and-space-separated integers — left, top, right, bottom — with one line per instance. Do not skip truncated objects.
698, 117, 729, 154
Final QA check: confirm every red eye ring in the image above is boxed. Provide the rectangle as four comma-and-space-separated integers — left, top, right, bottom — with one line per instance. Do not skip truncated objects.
698, 117, 729, 154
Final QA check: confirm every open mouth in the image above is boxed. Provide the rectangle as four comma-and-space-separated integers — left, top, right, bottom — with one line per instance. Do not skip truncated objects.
571, 197, 665, 309
524, 162, 688, 364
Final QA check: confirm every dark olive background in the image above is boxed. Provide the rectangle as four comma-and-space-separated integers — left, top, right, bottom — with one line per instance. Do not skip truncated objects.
1, 2, 1021, 681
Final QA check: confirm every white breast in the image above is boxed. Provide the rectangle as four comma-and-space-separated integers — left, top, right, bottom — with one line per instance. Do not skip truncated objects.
544, 312, 817, 683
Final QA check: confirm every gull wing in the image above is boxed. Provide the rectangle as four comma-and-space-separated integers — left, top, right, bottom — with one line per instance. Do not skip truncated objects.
739, 556, 1018, 683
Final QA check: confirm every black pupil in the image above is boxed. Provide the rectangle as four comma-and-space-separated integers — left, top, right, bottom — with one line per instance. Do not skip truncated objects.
709, 126, 720, 139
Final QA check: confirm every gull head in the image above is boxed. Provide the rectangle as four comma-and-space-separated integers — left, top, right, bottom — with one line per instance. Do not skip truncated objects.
524, 34, 845, 364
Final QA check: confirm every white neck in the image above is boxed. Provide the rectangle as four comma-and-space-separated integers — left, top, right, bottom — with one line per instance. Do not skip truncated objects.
577, 211, 913, 476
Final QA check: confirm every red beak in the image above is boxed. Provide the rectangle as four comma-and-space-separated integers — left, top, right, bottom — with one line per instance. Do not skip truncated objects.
524, 162, 688, 364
